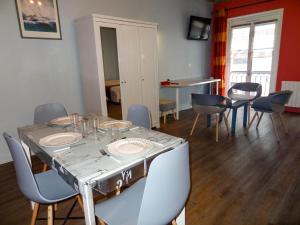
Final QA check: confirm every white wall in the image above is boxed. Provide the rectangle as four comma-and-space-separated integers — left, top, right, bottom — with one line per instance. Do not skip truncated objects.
0, 0, 212, 164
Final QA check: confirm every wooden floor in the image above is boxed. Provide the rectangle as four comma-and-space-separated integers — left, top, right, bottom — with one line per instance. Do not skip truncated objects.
1, 109, 300, 225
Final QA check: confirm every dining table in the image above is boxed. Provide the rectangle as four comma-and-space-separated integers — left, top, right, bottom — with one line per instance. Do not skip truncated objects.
18, 115, 185, 225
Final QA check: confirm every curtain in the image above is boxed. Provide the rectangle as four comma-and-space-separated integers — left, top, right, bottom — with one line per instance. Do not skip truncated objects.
212, 9, 227, 96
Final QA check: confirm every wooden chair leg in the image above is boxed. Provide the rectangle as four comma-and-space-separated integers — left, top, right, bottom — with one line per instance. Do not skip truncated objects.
76, 195, 84, 210
270, 113, 280, 143
256, 112, 264, 129
248, 112, 258, 130
30, 203, 40, 225
279, 113, 288, 134
190, 113, 200, 136
226, 108, 231, 120
116, 186, 121, 196
42, 163, 48, 172
172, 219, 178, 225
216, 115, 219, 142
98, 218, 106, 225
223, 115, 230, 136
47, 205, 54, 225
163, 113, 167, 124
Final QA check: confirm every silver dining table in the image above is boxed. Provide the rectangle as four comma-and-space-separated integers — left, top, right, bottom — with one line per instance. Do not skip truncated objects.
18, 116, 185, 225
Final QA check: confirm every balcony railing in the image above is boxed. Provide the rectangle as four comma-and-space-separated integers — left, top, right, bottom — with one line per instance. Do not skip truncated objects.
229, 71, 271, 96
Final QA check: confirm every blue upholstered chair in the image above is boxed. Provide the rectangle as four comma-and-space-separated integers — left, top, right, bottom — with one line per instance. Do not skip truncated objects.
95, 142, 190, 225
34, 103, 68, 124
190, 94, 229, 142
3, 133, 83, 225
227, 82, 262, 133
127, 104, 151, 129
248, 90, 293, 142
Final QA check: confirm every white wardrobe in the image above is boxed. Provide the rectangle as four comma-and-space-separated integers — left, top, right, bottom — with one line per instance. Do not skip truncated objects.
75, 14, 160, 127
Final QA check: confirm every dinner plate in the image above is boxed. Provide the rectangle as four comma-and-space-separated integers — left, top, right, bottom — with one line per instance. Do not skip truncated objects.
49, 116, 82, 126
98, 120, 132, 131
39, 132, 82, 147
106, 138, 154, 158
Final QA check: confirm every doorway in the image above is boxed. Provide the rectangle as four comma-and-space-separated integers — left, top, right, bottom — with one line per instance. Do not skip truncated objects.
100, 27, 122, 120
226, 9, 283, 96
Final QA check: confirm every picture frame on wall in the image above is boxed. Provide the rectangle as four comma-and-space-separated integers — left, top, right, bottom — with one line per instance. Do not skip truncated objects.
15, 0, 62, 39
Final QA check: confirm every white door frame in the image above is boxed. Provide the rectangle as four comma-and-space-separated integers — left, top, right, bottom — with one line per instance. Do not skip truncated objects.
225, 9, 284, 93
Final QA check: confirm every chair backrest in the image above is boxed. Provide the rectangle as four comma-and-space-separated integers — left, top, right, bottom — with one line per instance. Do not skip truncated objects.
34, 103, 67, 124
127, 104, 151, 129
228, 82, 262, 99
137, 142, 190, 225
3, 133, 46, 203
270, 90, 293, 105
191, 93, 225, 107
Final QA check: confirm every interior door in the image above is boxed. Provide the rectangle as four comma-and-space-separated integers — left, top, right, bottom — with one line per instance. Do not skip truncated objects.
116, 25, 142, 119
139, 27, 159, 126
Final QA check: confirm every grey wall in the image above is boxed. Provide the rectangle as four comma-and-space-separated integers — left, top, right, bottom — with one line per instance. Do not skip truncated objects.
100, 27, 120, 81
0, 0, 212, 164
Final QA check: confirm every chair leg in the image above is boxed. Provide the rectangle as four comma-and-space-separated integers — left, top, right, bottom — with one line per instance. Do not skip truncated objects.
279, 113, 288, 134
248, 112, 258, 130
163, 113, 167, 124
226, 108, 231, 120
47, 205, 54, 225
98, 218, 106, 225
216, 115, 219, 142
256, 112, 264, 129
76, 195, 84, 210
270, 114, 280, 143
42, 163, 48, 172
30, 203, 40, 225
190, 113, 200, 136
172, 220, 178, 225
223, 114, 230, 136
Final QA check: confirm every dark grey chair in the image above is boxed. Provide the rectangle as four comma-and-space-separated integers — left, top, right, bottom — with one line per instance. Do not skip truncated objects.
227, 82, 262, 133
127, 104, 151, 129
34, 103, 68, 124
190, 94, 229, 142
3, 133, 83, 225
248, 90, 293, 142
95, 142, 190, 225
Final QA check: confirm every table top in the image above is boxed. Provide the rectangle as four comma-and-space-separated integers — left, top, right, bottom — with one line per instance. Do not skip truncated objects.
161, 78, 221, 88
18, 116, 183, 192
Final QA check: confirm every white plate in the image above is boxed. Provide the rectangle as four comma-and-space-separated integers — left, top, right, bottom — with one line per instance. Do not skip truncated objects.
98, 120, 132, 131
39, 132, 82, 147
107, 138, 154, 158
49, 116, 82, 126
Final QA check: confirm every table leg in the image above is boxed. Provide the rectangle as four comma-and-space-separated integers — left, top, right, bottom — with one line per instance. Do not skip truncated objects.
176, 88, 179, 120
243, 104, 248, 128
176, 207, 185, 225
81, 183, 96, 225
231, 108, 237, 134
216, 81, 219, 95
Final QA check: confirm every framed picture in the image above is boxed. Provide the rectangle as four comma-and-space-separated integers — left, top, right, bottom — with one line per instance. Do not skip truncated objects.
15, 0, 62, 39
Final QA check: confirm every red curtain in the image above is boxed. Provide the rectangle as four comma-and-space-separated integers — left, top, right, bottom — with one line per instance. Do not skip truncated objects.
212, 9, 227, 96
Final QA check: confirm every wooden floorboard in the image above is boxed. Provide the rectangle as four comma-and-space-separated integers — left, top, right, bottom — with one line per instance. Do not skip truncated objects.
0, 109, 299, 225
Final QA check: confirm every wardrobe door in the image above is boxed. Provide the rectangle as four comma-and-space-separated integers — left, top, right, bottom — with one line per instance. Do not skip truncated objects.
116, 25, 142, 119
139, 27, 159, 127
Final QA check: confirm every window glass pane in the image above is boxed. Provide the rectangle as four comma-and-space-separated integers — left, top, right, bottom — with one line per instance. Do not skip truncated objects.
230, 26, 250, 72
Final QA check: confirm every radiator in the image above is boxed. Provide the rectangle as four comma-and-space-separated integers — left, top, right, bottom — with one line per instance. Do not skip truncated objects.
281, 81, 300, 108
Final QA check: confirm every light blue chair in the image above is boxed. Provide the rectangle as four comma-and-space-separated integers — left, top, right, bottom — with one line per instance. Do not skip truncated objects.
227, 82, 262, 133
248, 90, 293, 142
95, 142, 190, 225
3, 133, 83, 225
34, 103, 68, 124
127, 104, 151, 129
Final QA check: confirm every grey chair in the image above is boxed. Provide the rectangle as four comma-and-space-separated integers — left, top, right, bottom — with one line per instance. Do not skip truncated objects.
95, 142, 190, 225
34, 103, 68, 124
248, 90, 293, 142
3, 133, 83, 225
190, 94, 229, 142
127, 104, 151, 129
227, 82, 262, 133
